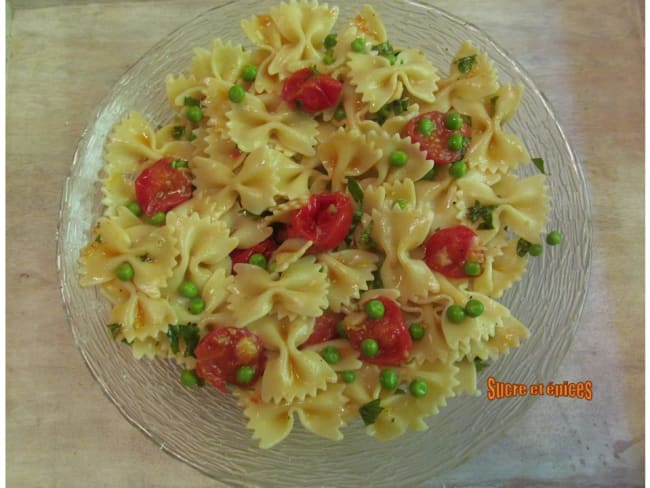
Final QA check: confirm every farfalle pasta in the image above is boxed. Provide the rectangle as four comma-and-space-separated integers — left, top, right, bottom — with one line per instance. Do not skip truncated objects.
78, 1, 555, 448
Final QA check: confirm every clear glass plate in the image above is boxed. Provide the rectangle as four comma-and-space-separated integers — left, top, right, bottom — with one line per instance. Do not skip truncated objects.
56, 1, 592, 485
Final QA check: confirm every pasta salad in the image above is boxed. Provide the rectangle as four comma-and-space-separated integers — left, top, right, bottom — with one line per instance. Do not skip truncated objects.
78, 0, 556, 448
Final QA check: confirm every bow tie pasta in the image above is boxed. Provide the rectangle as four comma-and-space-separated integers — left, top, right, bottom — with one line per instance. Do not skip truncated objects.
78, 0, 559, 449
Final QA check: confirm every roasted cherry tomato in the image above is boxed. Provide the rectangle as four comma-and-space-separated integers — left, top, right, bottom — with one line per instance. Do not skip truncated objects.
403, 111, 472, 165
301, 312, 345, 348
424, 225, 484, 278
135, 157, 193, 216
345, 296, 412, 366
230, 238, 278, 271
282, 68, 343, 112
286, 192, 353, 254
195, 327, 266, 392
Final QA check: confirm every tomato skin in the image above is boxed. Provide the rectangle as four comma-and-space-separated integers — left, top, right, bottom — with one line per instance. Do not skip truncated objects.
345, 297, 412, 366
403, 111, 472, 165
282, 68, 343, 112
286, 192, 353, 254
195, 327, 266, 392
135, 157, 193, 216
424, 225, 483, 278
230, 238, 278, 271
301, 312, 345, 348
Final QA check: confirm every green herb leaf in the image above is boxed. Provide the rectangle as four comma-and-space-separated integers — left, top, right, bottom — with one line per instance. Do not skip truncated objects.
466, 200, 496, 230
172, 125, 185, 140
392, 97, 409, 115
359, 398, 384, 425
107, 323, 121, 339
167, 323, 200, 357
516, 238, 531, 257
347, 177, 364, 204
171, 159, 189, 169
474, 357, 490, 372
532, 157, 546, 174
456, 54, 477, 74
183, 96, 201, 107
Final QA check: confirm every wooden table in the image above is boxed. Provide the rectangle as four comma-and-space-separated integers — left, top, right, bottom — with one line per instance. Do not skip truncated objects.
7, 0, 644, 486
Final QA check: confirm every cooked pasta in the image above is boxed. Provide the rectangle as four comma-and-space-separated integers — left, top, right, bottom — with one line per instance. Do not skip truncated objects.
78, 1, 552, 448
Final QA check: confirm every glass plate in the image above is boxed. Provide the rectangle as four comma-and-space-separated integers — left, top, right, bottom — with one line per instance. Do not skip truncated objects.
57, 1, 592, 485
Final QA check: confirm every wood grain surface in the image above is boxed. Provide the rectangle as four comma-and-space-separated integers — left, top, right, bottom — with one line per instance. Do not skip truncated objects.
6, 1, 644, 486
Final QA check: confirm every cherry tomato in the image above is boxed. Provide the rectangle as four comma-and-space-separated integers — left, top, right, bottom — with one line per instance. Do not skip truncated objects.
286, 192, 353, 254
135, 157, 193, 216
301, 312, 345, 348
230, 238, 278, 271
424, 225, 484, 278
195, 327, 266, 392
403, 111, 472, 165
345, 296, 412, 366
282, 68, 343, 112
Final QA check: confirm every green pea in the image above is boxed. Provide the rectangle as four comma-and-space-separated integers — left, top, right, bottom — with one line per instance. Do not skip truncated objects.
445, 112, 463, 130
446, 304, 465, 323
126, 201, 142, 217
186, 105, 203, 123
228, 84, 246, 103
447, 133, 464, 151
188, 297, 206, 315
463, 260, 482, 276
149, 212, 166, 226
409, 378, 428, 398
365, 299, 385, 319
360, 338, 379, 357
529, 244, 543, 257
340, 370, 356, 383
115, 262, 134, 281
336, 321, 347, 338
379, 369, 398, 390
449, 160, 467, 179
248, 253, 267, 269
178, 280, 199, 298
235, 365, 255, 384
389, 150, 408, 168
465, 299, 485, 318
324, 33, 338, 49
417, 117, 435, 136
180, 369, 200, 387
334, 106, 346, 120
321, 346, 341, 364
323, 49, 335, 65
351, 37, 366, 53
396, 199, 408, 210
241, 64, 258, 82
547, 231, 562, 246
409, 323, 425, 341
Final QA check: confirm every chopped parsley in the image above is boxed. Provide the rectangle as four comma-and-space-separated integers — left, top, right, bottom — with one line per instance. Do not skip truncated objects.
516, 238, 532, 257
474, 357, 490, 372
532, 157, 547, 174
467, 200, 496, 230
347, 177, 364, 204
106, 323, 121, 339
456, 54, 477, 74
359, 398, 384, 425
167, 323, 200, 357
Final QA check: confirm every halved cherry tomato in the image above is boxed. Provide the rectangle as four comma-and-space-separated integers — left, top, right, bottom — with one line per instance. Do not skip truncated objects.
403, 111, 472, 165
230, 238, 278, 271
195, 327, 266, 392
286, 192, 353, 254
424, 225, 484, 278
301, 312, 345, 348
135, 157, 193, 216
345, 296, 412, 366
282, 68, 343, 112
